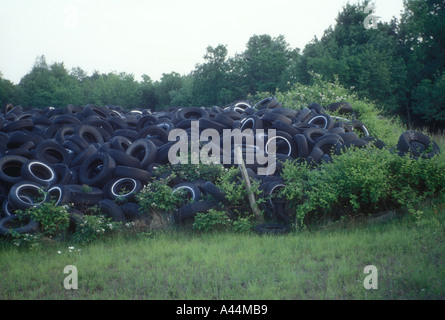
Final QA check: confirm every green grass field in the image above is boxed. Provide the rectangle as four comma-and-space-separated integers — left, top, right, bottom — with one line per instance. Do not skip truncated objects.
1, 194, 444, 300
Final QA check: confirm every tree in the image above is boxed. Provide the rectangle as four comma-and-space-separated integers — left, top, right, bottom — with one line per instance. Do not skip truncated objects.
301, 2, 408, 114
399, 0, 445, 128
192, 45, 233, 107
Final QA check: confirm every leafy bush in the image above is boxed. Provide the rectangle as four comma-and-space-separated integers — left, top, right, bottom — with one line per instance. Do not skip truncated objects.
152, 162, 224, 184
16, 201, 70, 236
215, 167, 263, 219
72, 213, 121, 245
282, 146, 445, 226
193, 209, 232, 232
135, 175, 188, 214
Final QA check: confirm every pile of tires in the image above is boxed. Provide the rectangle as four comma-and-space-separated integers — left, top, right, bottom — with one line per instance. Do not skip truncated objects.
0, 99, 440, 236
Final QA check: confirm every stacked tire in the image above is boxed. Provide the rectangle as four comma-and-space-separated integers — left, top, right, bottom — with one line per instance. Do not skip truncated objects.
0, 100, 440, 236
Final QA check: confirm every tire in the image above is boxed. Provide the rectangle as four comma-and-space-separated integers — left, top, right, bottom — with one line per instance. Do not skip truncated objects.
303, 127, 328, 148
326, 102, 353, 115
271, 120, 299, 136
177, 107, 209, 121
173, 201, 215, 224
21, 160, 57, 187
34, 139, 72, 166
199, 117, 228, 133
47, 185, 72, 206
108, 149, 141, 168
0, 155, 29, 185
306, 113, 334, 130
313, 133, 345, 155
293, 134, 310, 159
79, 152, 116, 188
261, 112, 292, 126
98, 199, 126, 222
121, 202, 143, 221
65, 184, 104, 205
113, 165, 152, 182
110, 136, 133, 152
74, 124, 105, 145
0, 215, 40, 235
254, 223, 290, 235
8, 181, 47, 210
70, 144, 98, 168
104, 177, 142, 203
203, 181, 227, 204
349, 120, 370, 138
173, 182, 202, 203
397, 131, 440, 159
125, 139, 158, 168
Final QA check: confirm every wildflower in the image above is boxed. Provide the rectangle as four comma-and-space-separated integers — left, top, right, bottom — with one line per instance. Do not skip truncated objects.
58, 251, 62, 254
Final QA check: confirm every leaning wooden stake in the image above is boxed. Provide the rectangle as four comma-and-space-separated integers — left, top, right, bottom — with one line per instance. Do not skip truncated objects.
234, 147, 264, 223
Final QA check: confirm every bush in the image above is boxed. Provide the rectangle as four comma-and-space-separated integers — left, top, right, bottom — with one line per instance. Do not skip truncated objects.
16, 201, 70, 236
135, 175, 188, 215
193, 209, 232, 232
72, 213, 121, 245
282, 146, 445, 226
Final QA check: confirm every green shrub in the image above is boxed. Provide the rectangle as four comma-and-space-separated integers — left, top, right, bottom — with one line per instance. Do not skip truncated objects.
215, 167, 263, 218
72, 213, 121, 245
193, 209, 232, 232
135, 175, 188, 214
282, 146, 445, 226
16, 201, 70, 236
153, 163, 224, 184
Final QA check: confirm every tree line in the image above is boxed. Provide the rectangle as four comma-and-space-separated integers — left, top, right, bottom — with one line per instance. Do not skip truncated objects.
0, 0, 443, 131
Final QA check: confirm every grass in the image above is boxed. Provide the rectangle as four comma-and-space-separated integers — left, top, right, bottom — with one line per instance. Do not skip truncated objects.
1, 194, 444, 300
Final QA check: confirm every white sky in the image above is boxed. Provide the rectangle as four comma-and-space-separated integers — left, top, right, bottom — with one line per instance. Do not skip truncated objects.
0, 0, 405, 84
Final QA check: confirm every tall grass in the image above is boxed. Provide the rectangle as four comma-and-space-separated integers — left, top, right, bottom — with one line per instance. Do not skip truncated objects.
1, 196, 444, 300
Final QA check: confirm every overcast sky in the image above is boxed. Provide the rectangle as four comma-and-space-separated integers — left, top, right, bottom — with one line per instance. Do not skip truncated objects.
0, 0, 405, 84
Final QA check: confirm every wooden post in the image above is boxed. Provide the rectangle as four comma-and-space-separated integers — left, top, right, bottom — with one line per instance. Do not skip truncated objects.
234, 146, 264, 223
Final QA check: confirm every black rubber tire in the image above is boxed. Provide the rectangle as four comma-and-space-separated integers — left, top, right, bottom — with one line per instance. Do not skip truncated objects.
0, 215, 40, 235
79, 152, 116, 188
261, 112, 292, 126
0, 155, 29, 185
349, 120, 370, 138
173, 182, 202, 203
125, 139, 158, 168
74, 124, 105, 145
70, 144, 98, 168
326, 102, 353, 115
313, 133, 345, 155
98, 199, 126, 222
173, 201, 215, 224
306, 113, 334, 130
110, 136, 133, 152
203, 181, 227, 204
34, 139, 72, 166
47, 185, 72, 206
108, 149, 141, 168
397, 131, 440, 159
293, 134, 310, 159
199, 117, 228, 133
303, 127, 329, 148
104, 177, 143, 203
177, 107, 209, 121
113, 165, 152, 182
121, 202, 143, 221
20, 160, 57, 187
8, 181, 47, 210
65, 184, 104, 205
